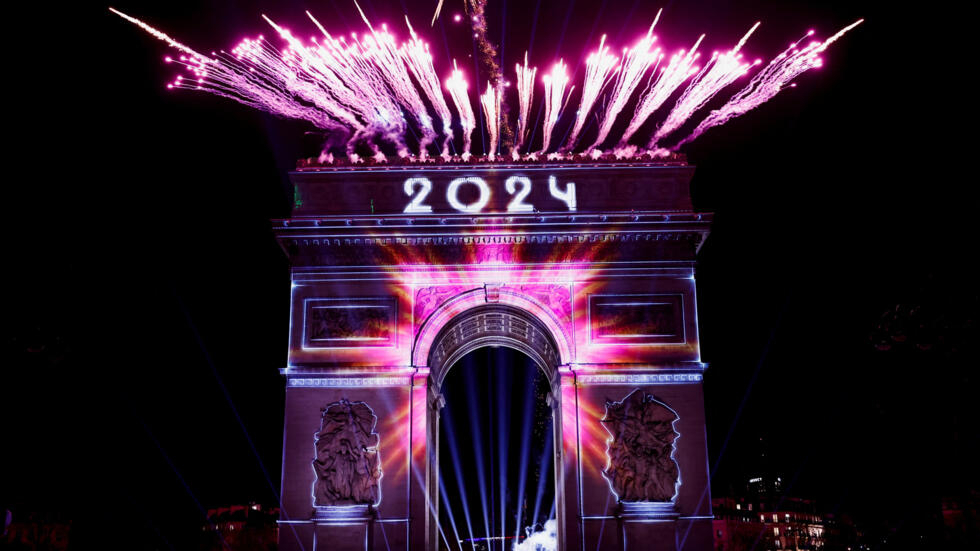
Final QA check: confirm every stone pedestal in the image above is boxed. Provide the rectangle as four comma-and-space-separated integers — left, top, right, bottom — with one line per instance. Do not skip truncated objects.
314, 507, 374, 551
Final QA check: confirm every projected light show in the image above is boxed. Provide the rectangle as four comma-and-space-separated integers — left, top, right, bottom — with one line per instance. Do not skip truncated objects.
100, 2, 866, 551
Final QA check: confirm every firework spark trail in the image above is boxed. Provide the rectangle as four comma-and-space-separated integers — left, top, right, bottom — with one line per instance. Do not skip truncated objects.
358, 24, 438, 159
514, 52, 537, 156
347, 2, 439, 159
282, 14, 408, 159
113, 9, 365, 153
616, 34, 704, 151
480, 83, 502, 160
562, 35, 619, 152
402, 17, 457, 159
267, 15, 397, 159
115, 7, 861, 162
676, 19, 864, 149
220, 40, 355, 135
466, 0, 513, 148
109, 7, 207, 59
446, 61, 477, 160
539, 61, 574, 155
586, 10, 663, 154
649, 22, 761, 150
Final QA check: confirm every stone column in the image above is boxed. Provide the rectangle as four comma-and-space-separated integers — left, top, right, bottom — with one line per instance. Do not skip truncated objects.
556, 367, 582, 551
409, 368, 433, 551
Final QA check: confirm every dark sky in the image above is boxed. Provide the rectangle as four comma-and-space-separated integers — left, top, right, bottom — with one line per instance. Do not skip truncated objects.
5, 0, 976, 549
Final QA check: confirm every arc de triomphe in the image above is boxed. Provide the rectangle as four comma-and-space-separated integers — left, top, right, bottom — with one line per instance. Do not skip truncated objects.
274, 162, 713, 551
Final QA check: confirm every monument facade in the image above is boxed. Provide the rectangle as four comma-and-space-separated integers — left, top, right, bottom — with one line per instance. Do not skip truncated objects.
275, 162, 713, 550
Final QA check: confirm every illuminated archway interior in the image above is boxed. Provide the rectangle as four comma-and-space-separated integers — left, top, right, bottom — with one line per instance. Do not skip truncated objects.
437, 347, 556, 551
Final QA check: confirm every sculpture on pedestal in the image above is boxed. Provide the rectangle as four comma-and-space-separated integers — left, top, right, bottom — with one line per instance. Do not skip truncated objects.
601, 389, 680, 502
313, 399, 382, 506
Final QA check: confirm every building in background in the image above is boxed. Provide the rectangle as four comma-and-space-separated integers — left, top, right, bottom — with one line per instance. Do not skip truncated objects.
0, 511, 70, 551
200, 503, 279, 551
711, 495, 846, 551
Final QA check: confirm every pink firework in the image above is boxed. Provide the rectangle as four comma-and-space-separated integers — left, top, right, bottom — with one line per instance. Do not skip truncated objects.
514, 52, 537, 156
563, 35, 619, 152
480, 82, 502, 160
445, 61, 476, 160
616, 34, 704, 152
401, 17, 456, 159
587, 9, 663, 154
649, 22, 761, 150
676, 19, 864, 149
539, 61, 574, 155
113, 7, 862, 162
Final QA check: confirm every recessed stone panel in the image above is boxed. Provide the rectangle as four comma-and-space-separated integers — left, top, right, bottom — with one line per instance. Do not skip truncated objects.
589, 293, 685, 345
304, 297, 397, 348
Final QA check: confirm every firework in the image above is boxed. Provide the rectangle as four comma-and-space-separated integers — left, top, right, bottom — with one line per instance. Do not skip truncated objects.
563, 35, 619, 152
402, 17, 457, 159
467, 0, 513, 147
346, 3, 438, 159
113, 6, 861, 162
615, 34, 704, 152
675, 19, 864, 148
587, 10, 662, 154
649, 23, 761, 150
514, 52, 537, 156
539, 61, 574, 155
480, 83, 502, 160
446, 60, 477, 160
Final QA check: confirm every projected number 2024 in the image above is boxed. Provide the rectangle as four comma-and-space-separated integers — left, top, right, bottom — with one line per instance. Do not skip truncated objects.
403, 175, 577, 214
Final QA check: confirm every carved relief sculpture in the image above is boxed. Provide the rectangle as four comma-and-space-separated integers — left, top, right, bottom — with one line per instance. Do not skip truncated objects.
414, 286, 469, 325
601, 389, 680, 502
313, 399, 382, 506
515, 284, 572, 320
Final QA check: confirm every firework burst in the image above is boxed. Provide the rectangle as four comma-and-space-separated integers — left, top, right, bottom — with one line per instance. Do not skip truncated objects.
111, 6, 861, 162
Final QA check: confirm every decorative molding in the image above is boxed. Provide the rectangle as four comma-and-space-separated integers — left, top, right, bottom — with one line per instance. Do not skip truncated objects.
602, 389, 680, 503
289, 377, 411, 388
312, 399, 382, 507
620, 502, 679, 519
577, 373, 702, 385
312, 504, 374, 522
484, 283, 502, 303
279, 230, 706, 268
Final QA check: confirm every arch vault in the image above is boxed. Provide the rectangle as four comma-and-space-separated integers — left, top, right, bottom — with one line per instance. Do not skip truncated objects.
274, 162, 714, 551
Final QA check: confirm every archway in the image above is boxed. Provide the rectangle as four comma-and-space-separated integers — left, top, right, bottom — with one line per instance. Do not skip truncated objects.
436, 346, 556, 551
423, 304, 565, 551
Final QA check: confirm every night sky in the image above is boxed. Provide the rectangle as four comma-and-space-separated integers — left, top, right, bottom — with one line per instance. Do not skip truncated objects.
5, 0, 976, 549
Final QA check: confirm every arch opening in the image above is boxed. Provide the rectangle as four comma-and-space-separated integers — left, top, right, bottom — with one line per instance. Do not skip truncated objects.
437, 347, 557, 551
422, 303, 565, 551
